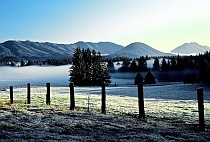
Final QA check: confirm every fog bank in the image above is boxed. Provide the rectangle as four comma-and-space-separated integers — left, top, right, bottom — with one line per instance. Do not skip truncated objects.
0, 65, 70, 87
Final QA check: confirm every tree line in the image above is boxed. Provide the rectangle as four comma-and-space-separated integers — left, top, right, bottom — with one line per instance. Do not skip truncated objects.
153, 53, 210, 85
19, 58, 72, 66
107, 56, 149, 72
106, 52, 210, 85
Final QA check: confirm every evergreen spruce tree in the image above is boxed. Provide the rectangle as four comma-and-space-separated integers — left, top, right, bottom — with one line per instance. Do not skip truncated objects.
161, 58, 168, 71
130, 59, 138, 72
120, 58, 130, 72
82, 48, 92, 85
134, 72, 143, 85
176, 54, 185, 70
69, 47, 86, 86
107, 59, 115, 72
144, 71, 156, 84
166, 60, 170, 71
138, 56, 148, 72
199, 58, 210, 85
91, 49, 100, 85
99, 62, 111, 85
152, 58, 160, 71
95, 51, 104, 85
170, 58, 177, 70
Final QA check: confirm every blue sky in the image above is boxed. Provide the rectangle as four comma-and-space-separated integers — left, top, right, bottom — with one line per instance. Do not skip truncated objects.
0, 0, 210, 52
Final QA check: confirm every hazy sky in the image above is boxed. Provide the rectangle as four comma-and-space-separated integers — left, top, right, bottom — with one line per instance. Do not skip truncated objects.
0, 0, 210, 52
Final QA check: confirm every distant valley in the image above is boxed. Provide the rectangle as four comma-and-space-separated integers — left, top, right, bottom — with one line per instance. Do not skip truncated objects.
0, 40, 210, 60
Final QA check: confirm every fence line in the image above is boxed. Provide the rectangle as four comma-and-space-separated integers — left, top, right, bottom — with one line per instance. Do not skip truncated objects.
0, 82, 206, 131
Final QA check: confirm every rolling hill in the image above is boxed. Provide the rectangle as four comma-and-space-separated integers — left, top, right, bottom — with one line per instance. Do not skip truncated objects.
73, 41, 124, 54
171, 42, 210, 55
1, 40, 75, 60
107, 42, 172, 58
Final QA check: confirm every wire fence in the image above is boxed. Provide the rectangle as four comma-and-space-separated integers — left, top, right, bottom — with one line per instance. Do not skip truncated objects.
0, 82, 209, 131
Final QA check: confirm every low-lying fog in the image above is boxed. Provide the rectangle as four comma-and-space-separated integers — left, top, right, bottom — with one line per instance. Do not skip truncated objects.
0, 59, 157, 87
0, 65, 138, 87
0, 65, 70, 87
1, 64, 210, 101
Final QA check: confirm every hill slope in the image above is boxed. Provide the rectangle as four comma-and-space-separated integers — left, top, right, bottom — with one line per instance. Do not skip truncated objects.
0, 40, 123, 60
1, 40, 75, 60
108, 42, 172, 58
171, 42, 210, 55
73, 41, 124, 54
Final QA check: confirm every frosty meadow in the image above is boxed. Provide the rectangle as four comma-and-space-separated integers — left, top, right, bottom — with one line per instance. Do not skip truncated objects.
0, 65, 210, 141
0, 65, 210, 123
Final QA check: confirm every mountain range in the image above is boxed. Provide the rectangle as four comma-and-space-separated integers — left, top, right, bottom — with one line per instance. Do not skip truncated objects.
0, 40, 123, 60
0, 40, 209, 60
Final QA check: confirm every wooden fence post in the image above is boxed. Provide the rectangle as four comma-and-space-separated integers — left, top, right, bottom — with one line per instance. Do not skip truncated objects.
101, 84, 106, 114
27, 83, 30, 104
138, 83, 145, 118
46, 83, 50, 105
10, 86, 13, 104
70, 82, 75, 110
87, 95, 90, 112
197, 87, 205, 131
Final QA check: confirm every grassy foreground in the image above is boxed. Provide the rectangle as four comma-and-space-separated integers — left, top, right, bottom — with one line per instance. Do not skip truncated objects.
0, 86, 210, 125
0, 86, 210, 141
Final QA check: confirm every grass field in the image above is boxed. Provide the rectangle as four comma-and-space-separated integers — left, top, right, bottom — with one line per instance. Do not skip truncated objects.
0, 85, 209, 126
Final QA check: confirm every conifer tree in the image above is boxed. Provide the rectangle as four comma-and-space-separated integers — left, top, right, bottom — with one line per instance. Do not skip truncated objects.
199, 58, 210, 85
95, 52, 104, 85
82, 48, 92, 85
130, 59, 138, 72
120, 58, 130, 72
134, 72, 143, 85
170, 58, 177, 70
107, 59, 115, 72
152, 58, 160, 71
91, 50, 100, 85
99, 62, 111, 85
138, 56, 148, 72
69, 47, 86, 85
160, 58, 168, 71
144, 71, 156, 84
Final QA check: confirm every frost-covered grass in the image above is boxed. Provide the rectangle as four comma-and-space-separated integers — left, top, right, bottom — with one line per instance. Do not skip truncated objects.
0, 85, 209, 125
